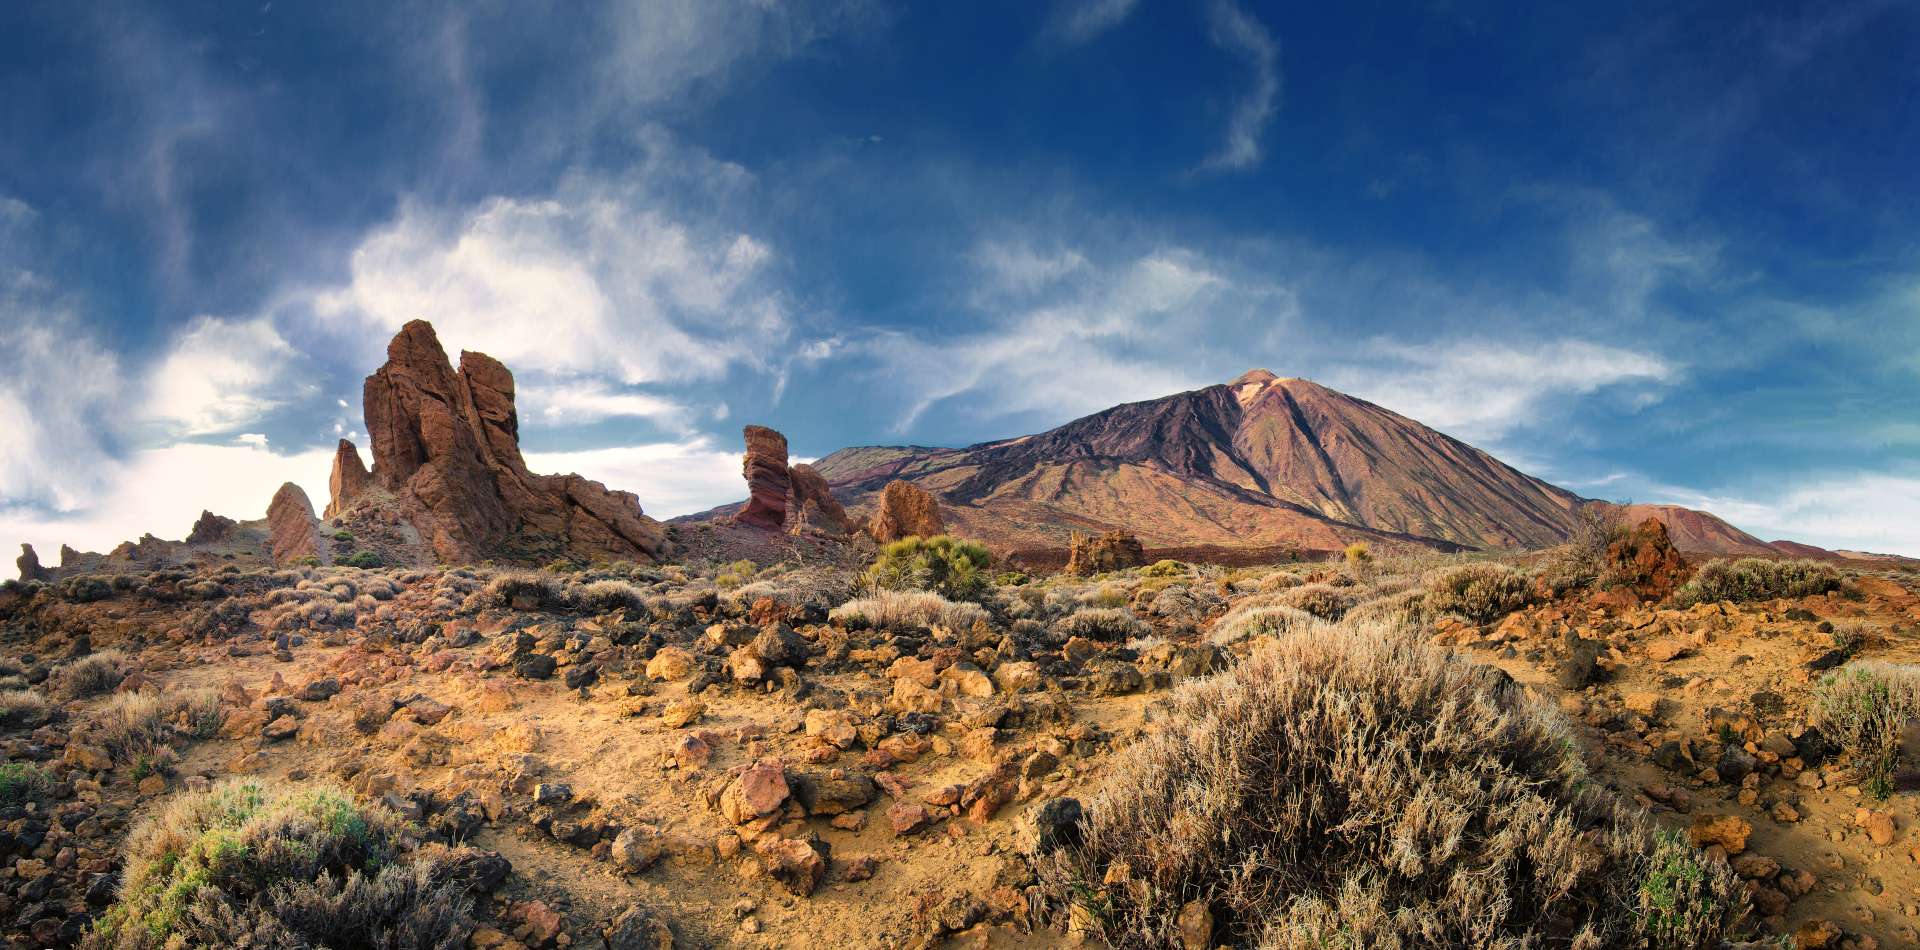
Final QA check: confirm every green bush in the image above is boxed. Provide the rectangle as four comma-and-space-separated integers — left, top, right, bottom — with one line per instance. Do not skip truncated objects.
88, 780, 476, 949
1673, 558, 1844, 606
338, 550, 383, 569
331, 530, 355, 543
1035, 620, 1748, 948
1813, 663, 1920, 798
1424, 563, 1534, 623
1143, 559, 1186, 578
0, 762, 50, 806
866, 535, 991, 600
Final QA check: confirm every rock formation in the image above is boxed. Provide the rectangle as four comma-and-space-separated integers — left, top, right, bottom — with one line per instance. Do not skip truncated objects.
867, 480, 943, 543
1065, 529, 1147, 576
267, 483, 326, 566
326, 439, 371, 519
1604, 518, 1692, 600
16, 544, 48, 582
736, 426, 793, 529
788, 463, 853, 537
360, 320, 669, 563
185, 510, 237, 545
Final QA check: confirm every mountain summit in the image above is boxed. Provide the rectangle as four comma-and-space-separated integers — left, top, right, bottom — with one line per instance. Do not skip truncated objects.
808, 370, 1764, 556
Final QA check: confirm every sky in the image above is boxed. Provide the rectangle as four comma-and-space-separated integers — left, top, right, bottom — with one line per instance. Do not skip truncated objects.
2, 0, 1919, 575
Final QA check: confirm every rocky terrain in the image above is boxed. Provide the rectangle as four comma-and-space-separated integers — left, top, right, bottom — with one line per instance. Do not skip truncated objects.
2, 514, 1918, 947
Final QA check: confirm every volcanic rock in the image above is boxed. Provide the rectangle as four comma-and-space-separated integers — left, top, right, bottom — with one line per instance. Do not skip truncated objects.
16, 543, 49, 582
325, 439, 372, 518
1604, 517, 1691, 599
360, 320, 669, 563
735, 425, 792, 529
266, 483, 326, 567
787, 463, 853, 537
867, 479, 943, 543
1065, 529, 1146, 575
184, 510, 237, 545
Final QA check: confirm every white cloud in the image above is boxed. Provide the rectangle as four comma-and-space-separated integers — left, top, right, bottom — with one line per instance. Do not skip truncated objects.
1581, 469, 1920, 559
1198, 0, 1281, 173
2, 440, 333, 578
143, 315, 298, 435
1046, 0, 1141, 45
525, 437, 746, 520
597, 0, 875, 107
1323, 339, 1675, 443
315, 132, 792, 387
520, 380, 694, 430
0, 316, 121, 513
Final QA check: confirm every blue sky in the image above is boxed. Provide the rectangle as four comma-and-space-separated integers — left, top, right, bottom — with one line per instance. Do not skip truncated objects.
3, 0, 1918, 571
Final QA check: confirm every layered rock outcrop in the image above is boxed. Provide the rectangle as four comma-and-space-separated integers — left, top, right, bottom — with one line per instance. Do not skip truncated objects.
325, 440, 371, 519
788, 463, 853, 537
736, 426, 793, 529
1065, 529, 1147, 576
267, 483, 325, 566
360, 320, 669, 563
867, 480, 943, 543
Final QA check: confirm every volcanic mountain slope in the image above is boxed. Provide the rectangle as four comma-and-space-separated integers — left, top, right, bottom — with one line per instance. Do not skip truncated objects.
808, 370, 1760, 555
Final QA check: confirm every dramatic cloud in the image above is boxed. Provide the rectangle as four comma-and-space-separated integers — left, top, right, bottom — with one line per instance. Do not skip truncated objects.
0, 317, 120, 513
143, 315, 299, 436
526, 437, 746, 519
1198, 0, 1281, 172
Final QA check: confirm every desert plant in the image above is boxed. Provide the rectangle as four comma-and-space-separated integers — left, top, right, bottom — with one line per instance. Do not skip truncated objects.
87, 779, 475, 949
866, 535, 992, 600
1035, 620, 1747, 948
829, 589, 989, 633
1143, 559, 1186, 578
1672, 557, 1844, 607
1638, 829, 1749, 948
571, 579, 647, 614
86, 689, 223, 768
1813, 663, 1920, 798
0, 762, 50, 805
50, 650, 127, 699
0, 688, 52, 729
1275, 582, 1357, 621
484, 572, 563, 611
1542, 504, 1630, 591
1055, 607, 1149, 642
1424, 563, 1534, 623
338, 550, 384, 569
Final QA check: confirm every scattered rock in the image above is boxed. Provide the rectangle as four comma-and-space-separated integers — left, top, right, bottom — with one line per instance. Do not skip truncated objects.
1688, 814, 1752, 855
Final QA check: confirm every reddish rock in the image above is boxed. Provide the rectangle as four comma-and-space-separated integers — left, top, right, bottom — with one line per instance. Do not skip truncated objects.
360, 320, 670, 563
1605, 518, 1692, 600
15, 543, 49, 582
788, 463, 853, 537
735, 425, 792, 529
185, 510, 237, 545
867, 480, 944, 543
325, 439, 371, 518
720, 759, 790, 824
266, 483, 326, 567
757, 836, 828, 897
1065, 529, 1147, 575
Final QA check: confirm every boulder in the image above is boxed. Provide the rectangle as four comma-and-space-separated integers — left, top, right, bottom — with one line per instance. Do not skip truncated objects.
184, 510, 237, 545
734, 425, 791, 529
867, 480, 943, 543
1605, 518, 1691, 600
325, 439, 372, 518
1065, 529, 1146, 575
266, 483, 326, 567
360, 320, 670, 563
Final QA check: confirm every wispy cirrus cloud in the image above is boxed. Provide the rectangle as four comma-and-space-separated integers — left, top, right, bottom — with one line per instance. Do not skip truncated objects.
1044, 0, 1141, 46
1197, 0, 1281, 173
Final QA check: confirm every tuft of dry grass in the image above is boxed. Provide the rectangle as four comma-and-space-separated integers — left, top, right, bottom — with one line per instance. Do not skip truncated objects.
1813, 662, 1920, 798
0, 688, 52, 729
1423, 562, 1535, 623
1035, 619, 1747, 949
86, 689, 223, 769
1055, 607, 1148, 642
50, 650, 127, 700
830, 589, 989, 632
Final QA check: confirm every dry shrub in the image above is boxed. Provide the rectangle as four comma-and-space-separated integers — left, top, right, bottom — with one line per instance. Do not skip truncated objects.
1056, 607, 1149, 642
87, 689, 223, 768
1274, 582, 1356, 621
1813, 663, 1920, 798
570, 579, 647, 614
830, 590, 989, 632
1424, 563, 1534, 623
51, 650, 127, 699
88, 779, 474, 949
1035, 621, 1747, 949
0, 688, 52, 729
1673, 558, 1844, 607
483, 572, 564, 611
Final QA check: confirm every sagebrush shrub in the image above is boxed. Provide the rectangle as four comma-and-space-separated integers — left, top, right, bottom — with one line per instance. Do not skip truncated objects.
1424, 563, 1534, 623
88, 779, 475, 949
1673, 558, 1843, 606
1813, 663, 1920, 798
1275, 582, 1355, 621
1036, 620, 1747, 949
571, 579, 647, 613
866, 535, 991, 600
51, 651, 126, 699
830, 590, 988, 632
1055, 607, 1148, 642
484, 572, 563, 610
0, 762, 50, 805
0, 689, 52, 729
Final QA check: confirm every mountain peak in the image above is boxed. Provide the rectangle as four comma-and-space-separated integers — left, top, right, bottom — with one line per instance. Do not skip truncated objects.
1230, 368, 1279, 387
